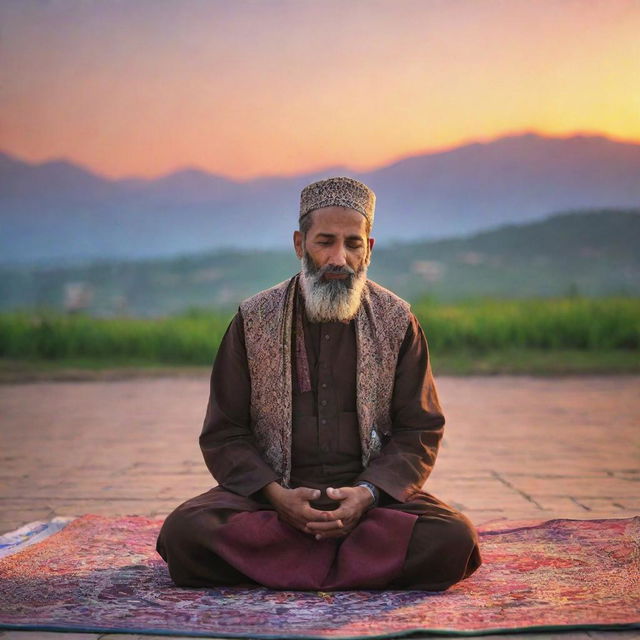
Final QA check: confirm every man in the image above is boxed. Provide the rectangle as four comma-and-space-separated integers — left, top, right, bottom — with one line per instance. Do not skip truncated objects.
157, 176, 481, 590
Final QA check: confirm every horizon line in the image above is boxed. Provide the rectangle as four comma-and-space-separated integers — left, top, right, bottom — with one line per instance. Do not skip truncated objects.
3, 128, 640, 184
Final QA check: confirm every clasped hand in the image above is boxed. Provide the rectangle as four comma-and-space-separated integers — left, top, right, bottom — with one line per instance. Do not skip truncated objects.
263, 483, 373, 540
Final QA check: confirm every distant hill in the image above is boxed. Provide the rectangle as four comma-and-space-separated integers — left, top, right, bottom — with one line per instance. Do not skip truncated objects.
1, 209, 638, 315
1, 132, 640, 265
374, 208, 640, 301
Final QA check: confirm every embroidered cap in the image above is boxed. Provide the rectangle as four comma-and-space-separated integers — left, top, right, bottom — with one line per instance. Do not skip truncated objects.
299, 176, 376, 227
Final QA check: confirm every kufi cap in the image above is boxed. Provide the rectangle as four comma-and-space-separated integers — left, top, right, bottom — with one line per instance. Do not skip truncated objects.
299, 176, 376, 227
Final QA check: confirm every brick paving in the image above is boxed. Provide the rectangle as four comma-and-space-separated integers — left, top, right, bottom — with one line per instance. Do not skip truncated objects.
1, 374, 639, 640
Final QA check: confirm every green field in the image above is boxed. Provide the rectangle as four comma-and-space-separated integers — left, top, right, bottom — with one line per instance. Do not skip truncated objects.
0, 297, 637, 378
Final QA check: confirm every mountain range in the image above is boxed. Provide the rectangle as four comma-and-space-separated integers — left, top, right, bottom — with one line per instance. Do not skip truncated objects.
1, 132, 640, 266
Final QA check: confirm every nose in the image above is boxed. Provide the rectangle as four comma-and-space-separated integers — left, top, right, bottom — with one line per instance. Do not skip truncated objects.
328, 243, 347, 267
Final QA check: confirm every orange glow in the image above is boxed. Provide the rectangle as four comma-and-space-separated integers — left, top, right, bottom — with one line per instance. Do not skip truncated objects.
1, 0, 639, 180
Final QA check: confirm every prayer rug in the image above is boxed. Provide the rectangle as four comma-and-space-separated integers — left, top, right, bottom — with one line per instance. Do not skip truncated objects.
0, 514, 638, 638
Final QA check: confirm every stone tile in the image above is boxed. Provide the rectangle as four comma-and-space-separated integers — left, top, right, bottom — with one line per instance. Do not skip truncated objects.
429, 634, 593, 640
503, 475, 640, 499
569, 497, 632, 512
586, 632, 640, 639
519, 495, 630, 518
1, 375, 638, 536
96, 636, 230, 640
0, 506, 56, 535
0, 633, 100, 639
613, 499, 640, 511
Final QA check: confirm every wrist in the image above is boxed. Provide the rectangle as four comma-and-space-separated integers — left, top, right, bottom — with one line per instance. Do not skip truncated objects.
354, 481, 379, 509
263, 481, 286, 503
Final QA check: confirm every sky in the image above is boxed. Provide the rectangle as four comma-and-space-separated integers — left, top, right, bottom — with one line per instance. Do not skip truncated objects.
1, 0, 639, 180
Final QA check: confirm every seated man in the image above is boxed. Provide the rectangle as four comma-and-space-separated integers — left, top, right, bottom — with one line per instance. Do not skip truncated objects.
156, 176, 482, 590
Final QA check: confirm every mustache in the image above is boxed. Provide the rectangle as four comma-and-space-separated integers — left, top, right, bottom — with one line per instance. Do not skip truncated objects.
303, 252, 357, 280
306, 263, 355, 289
318, 264, 356, 277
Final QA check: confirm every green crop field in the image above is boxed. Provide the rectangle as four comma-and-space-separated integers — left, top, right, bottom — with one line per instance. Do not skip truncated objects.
0, 297, 638, 378
413, 297, 639, 351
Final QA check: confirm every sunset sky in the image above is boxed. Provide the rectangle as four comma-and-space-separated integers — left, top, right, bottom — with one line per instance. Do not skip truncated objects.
1, 0, 639, 180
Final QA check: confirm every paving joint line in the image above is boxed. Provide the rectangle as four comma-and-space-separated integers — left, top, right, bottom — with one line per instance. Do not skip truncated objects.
490, 470, 544, 509
569, 496, 592, 511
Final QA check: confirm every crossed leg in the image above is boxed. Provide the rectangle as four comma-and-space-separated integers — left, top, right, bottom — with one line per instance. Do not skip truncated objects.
156, 486, 481, 590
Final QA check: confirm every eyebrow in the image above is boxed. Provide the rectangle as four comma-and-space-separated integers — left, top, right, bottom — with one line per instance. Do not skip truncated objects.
314, 232, 364, 241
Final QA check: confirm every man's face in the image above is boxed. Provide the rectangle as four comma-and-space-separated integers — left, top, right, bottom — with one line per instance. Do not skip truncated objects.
294, 206, 375, 322
294, 206, 373, 274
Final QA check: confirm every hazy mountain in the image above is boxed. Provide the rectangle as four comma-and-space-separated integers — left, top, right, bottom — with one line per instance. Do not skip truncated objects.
1, 209, 637, 315
1, 133, 640, 265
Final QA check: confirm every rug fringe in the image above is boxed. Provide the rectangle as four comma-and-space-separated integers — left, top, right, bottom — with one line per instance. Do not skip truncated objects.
0, 516, 75, 558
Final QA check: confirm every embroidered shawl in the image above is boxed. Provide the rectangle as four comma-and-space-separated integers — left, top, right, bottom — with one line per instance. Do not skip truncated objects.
239, 274, 410, 486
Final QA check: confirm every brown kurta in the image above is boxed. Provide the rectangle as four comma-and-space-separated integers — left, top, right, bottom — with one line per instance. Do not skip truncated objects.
157, 290, 482, 590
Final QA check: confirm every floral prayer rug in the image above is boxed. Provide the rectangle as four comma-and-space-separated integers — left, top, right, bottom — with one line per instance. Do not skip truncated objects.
0, 514, 638, 638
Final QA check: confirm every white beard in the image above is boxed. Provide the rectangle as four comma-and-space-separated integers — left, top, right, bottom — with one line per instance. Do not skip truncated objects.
299, 251, 368, 323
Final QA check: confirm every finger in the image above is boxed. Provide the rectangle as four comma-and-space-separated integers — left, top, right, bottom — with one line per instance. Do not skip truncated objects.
306, 519, 344, 532
302, 506, 337, 522
327, 505, 352, 521
326, 486, 347, 500
295, 487, 322, 501
302, 521, 344, 536
315, 526, 351, 540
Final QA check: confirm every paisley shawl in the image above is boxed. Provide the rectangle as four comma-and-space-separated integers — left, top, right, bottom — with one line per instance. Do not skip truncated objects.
240, 274, 410, 486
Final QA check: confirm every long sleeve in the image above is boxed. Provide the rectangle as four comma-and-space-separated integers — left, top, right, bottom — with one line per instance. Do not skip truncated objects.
355, 313, 445, 502
199, 310, 280, 496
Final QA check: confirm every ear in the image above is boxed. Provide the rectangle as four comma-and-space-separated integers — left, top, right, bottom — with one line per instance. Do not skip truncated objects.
293, 230, 304, 259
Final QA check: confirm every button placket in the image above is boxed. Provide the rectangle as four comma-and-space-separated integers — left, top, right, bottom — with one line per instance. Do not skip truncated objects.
317, 326, 333, 455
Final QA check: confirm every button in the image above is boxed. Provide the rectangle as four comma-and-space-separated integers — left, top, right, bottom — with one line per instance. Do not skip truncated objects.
324, 334, 330, 341
321, 419, 327, 425
321, 383, 327, 389
320, 400, 327, 406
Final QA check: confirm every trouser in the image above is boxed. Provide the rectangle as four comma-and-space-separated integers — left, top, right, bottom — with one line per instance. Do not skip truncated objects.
156, 486, 482, 591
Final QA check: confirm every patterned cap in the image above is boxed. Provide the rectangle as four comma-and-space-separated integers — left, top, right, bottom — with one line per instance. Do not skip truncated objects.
299, 176, 376, 226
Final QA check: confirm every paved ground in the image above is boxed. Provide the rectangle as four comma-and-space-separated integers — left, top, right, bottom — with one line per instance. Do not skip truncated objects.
1, 374, 639, 640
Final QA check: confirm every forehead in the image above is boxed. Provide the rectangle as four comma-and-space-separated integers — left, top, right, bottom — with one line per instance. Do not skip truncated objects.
307, 206, 368, 237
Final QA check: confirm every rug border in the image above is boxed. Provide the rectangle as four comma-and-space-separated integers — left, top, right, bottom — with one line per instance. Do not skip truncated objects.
1, 621, 639, 639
